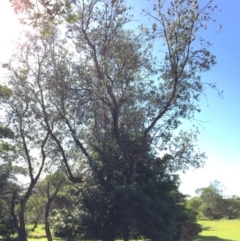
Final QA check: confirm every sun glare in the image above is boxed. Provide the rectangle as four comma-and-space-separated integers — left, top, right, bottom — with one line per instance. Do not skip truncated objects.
0, 1, 22, 64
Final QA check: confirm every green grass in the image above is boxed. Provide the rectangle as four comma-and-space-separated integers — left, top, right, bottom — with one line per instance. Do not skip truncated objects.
26, 224, 65, 241
195, 219, 240, 241
25, 220, 240, 241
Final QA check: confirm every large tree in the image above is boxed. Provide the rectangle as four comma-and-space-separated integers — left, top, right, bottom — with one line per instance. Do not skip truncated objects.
4, 0, 219, 240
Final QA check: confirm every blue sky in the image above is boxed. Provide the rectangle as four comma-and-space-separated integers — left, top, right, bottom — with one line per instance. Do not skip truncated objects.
178, 0, 240, 197
126, 0, 240, 197
1, 0, 240, 197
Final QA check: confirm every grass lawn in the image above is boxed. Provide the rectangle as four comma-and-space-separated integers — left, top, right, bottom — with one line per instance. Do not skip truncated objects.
27, 225, 65, 241
26, 220, 240, 241
195, 219, 240, 241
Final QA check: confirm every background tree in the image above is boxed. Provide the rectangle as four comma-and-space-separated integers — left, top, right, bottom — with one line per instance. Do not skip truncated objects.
1, 77, 51, 241
190, 182, 240, 220
186, 196, 203, 219
49, 184, 84, 241
25, 188, 46, 231
196, 181, 225, 220
223, 196, 240, 219
24, 171, 66, 240
0, 85, 18, 241
0, 163, 18, 241
43, 172, 66, 241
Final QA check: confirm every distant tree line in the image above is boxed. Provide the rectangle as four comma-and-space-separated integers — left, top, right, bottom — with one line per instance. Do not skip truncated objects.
187, 181, 240, 220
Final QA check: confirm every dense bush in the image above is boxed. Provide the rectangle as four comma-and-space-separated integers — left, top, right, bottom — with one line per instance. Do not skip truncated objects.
0, 216, 17, 241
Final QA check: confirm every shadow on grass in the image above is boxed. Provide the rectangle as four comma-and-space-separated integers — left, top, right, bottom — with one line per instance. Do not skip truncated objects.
27, 236, 66, 241
27, 235, 47, 239
195, 235, 237, 241
201, 226, 213, 231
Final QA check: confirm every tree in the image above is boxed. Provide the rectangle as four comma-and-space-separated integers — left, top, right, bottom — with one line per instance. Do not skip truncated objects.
223, 196, 240, 219
49, 184, 84, 241
186, 196, 203, 219
196, 181, 225, 220
24, 171, 66, 240
5, 0, 219, 239
25, 188, 46, 231
0, 82, 51, 241
0, 86, 18, 241
43, 172, 66, 241
0, 164, 18, 241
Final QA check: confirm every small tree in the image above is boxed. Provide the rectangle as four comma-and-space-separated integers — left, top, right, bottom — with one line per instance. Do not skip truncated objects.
187, 196, 203, 219
50, 185, 84, 241
50, 142, 201, 241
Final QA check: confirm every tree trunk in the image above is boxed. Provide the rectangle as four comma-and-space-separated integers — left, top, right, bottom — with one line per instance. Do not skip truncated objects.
66, 235, 76, 241
123, 228, 129, 241
18, 201, 27, 241
129, 161, 137, 183
17, 228, 28, 241
31, 216, 39, 232
45, 200, 53, 241
45, 181, 63, 241
10, 192, 27, 241
45, 221, 52, 241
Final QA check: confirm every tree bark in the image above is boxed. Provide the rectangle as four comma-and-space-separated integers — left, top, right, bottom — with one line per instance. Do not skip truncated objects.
123, 228, 129, 241
18, 200, 27, 241
45, 198, 53, 241
31, 215, 40, 232
10, 191, 27, 241
45, 181, 63, 241
66, 235, 76, 241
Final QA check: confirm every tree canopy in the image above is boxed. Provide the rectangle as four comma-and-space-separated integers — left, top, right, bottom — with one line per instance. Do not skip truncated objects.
188, 181, 240, 220
6, 0, 218, 183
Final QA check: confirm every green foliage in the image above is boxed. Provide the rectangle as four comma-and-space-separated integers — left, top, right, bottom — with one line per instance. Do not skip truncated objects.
0, 85, 12, 100
223, 196, 240, 219
0, 165, 17, 241
50, 144, 201, 241
193, 181, 240, 220
187, 196, 204, 219
49, 185, 83, 238
0, 126, 14, 139
196, 181, 225, 220
50, 208, 82, 238
0, 213, 17, 241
